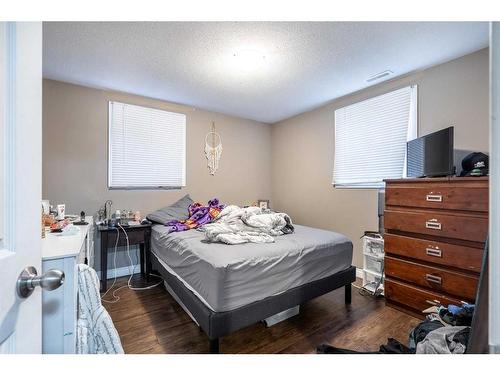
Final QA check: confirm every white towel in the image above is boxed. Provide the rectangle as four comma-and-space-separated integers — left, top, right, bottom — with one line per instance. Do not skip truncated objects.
76, 264, 124, 354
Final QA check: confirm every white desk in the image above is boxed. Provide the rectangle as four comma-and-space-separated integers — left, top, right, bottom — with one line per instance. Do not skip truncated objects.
41, 216, 94, 354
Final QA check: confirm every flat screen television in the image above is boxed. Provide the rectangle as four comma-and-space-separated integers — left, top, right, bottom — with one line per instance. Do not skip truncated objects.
407, 126, 454, 178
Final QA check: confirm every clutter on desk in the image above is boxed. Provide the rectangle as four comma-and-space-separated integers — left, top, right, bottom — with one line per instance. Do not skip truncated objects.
41, 199, 90, 238
43, 217, 82, 237
97, 200, 114, 223
95, 200, 144, 227
42, 200, 50, 214
56, 225, 80, 237
115, 209, 136, 220
56, 204, 66, 220
42, 199, 53, 238
73, 211, 89, 225
50, 218, 70, 232
97, 207, 106, 222
43, 213, 57, 227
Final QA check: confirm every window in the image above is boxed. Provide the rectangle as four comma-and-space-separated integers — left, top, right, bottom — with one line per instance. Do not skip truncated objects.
108, 101, 186, 189
333, 85, 418, 188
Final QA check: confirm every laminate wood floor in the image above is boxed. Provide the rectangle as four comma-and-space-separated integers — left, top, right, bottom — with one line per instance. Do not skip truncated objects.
103, 276, 420, 354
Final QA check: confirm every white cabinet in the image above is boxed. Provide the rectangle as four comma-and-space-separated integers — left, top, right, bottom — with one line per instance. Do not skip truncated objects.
41, 217, 93, 354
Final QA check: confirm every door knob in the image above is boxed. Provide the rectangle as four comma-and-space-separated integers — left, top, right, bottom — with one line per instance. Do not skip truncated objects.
17, 266, 65, 298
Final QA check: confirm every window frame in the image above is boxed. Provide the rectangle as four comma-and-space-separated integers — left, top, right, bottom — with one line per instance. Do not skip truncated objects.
107, 101, 187, 190
332, 85, 418, 190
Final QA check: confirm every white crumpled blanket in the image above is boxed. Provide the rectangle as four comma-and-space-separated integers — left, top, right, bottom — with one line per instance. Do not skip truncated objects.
201, 205, 294, 244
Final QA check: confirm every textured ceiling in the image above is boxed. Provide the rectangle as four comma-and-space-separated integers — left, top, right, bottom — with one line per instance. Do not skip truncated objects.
43, 22, 489, 123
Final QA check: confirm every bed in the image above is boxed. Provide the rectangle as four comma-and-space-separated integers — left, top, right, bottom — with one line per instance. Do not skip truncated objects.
147, 223, 355, 353
147, 224, 356, 353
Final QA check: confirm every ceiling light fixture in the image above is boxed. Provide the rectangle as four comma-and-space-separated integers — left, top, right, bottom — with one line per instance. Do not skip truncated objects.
366, 70, 394, 83
231, 49, 266, 73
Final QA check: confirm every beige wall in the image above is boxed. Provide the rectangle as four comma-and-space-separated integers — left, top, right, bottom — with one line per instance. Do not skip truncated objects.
43, 79, 272, 217
271, 48, 489, 268
43, 48, 489, 271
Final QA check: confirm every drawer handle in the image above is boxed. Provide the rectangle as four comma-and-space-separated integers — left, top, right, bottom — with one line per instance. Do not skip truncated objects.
426, 194, 443, 202
425, 247, 442, 258
425, 220, 442, 230
425, 274, 442, 285
425, 299, 442, 306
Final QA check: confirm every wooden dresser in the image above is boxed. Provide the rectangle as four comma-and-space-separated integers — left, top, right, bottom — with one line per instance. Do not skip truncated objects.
384, 177, 488, 317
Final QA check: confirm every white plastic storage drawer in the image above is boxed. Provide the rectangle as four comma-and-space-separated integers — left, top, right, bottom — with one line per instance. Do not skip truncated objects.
362, 271, 384, 294
365, 256, 383, 274
363, 235, 384, 257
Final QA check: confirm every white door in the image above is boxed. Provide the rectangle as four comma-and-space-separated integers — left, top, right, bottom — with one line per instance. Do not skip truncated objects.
0, 22, 43, 354
491, 22, 500, 354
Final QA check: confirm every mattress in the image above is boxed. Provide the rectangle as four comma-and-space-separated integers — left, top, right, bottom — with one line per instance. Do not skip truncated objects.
151, 224, 353, 312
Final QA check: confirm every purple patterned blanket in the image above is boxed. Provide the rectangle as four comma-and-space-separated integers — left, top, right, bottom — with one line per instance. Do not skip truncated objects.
166, 198, 225, 232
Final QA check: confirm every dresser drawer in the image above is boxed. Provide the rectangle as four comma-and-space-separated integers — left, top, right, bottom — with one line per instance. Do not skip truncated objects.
385, 278, 462, 313
384, 233, 483, 272
385, 209, 488, 243
385, 185, 488, 212
385, 256, 478, 300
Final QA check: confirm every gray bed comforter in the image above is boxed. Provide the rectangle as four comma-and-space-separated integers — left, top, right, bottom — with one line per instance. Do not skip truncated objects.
151, 224, 353, 311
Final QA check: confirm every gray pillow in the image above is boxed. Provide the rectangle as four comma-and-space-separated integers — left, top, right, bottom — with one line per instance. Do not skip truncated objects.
147, 194, 193, 224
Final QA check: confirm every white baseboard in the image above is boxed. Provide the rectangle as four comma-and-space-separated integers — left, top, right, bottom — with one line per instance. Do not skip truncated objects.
97, 265, 137, 280
356, 267, 363, 279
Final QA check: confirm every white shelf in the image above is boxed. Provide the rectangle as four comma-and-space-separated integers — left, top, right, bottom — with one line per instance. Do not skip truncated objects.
362, 235, 385, 295
362, 268, 383, 278
363, 251, 384, 260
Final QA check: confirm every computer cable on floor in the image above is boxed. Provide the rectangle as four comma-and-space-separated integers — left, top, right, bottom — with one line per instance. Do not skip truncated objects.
118, 223, 163, 291
100, 224, 163, 303
101, 226, 122, 303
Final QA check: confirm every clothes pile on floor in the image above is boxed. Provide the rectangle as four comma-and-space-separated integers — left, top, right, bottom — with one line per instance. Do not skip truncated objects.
413, 303, 473, 354
317, 302, 474, 354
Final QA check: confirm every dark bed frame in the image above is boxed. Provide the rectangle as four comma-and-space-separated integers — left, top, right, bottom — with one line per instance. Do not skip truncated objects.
150, 254, 356, 353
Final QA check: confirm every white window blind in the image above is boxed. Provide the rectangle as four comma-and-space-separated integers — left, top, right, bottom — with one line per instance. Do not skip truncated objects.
108, 101, 186, 188
333, 85, 418, 188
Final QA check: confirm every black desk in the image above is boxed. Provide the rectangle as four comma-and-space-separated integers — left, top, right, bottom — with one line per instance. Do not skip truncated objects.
97, 223, 152, 292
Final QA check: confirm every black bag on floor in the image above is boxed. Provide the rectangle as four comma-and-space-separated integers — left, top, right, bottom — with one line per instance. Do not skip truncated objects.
317, 338, 414, 354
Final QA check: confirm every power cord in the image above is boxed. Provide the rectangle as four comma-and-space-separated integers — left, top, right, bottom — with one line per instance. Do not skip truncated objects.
101, 227, 121, 303
119, 223, 163, 291
100, 223, 163, 304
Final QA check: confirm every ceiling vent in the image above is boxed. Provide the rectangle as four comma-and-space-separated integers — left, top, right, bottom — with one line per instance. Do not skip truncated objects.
366, 70, 394, 83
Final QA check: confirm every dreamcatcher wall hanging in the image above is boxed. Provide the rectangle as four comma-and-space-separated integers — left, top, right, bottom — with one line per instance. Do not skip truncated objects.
205, 122, 223, 175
